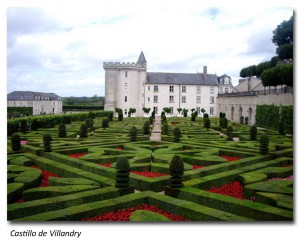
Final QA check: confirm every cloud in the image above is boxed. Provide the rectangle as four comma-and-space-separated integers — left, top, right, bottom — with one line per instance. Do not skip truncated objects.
7, 4, 293, 96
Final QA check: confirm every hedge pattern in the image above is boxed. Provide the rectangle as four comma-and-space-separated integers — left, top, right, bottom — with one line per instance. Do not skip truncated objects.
7, 116, 293, 221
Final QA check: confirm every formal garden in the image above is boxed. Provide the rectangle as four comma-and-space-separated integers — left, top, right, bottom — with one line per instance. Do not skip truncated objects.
7, 108, 293, 221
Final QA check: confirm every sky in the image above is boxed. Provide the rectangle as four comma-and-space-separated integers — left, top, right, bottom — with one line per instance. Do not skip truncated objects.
6, 1, 293, 97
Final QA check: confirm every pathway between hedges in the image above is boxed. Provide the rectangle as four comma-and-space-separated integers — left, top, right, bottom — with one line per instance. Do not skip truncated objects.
150, 117, 161, 141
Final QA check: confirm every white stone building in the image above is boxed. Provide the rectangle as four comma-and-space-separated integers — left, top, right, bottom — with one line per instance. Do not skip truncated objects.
104, 52, 232, 117
7, 91, 63, 115
217, 77, 293, 124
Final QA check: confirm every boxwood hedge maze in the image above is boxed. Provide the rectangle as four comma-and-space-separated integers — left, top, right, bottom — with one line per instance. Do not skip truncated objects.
7, 113, 293, 221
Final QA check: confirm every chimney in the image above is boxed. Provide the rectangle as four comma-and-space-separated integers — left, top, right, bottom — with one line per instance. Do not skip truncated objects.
203, 66, 207, 79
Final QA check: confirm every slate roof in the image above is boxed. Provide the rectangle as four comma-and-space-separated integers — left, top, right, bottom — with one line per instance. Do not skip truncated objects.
7, 91, 61, 101
137, 51, 147, 64
146, 72, 218, 85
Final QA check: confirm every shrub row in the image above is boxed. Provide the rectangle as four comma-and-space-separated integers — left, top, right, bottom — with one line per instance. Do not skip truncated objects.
165, 187, 292, 221
7, 111, 113, 136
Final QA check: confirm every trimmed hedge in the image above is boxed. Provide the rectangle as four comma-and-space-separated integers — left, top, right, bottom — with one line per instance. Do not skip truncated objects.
165, 186, 292, 221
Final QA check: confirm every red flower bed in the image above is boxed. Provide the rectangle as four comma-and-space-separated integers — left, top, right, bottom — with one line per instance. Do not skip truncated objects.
207, 181, 245, 199
68, 152, 88, 158
81, 204, 189, 221
16, 197, 25, 203
31, 166, 59, 187
192, 165, 205, 169
131, 171, 168, 178
97, 163, 111, 168
220, 155, 241, 162
116, 147, 124, 150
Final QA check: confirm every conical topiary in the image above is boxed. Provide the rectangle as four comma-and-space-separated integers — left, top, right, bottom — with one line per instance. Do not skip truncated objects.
250, 125, 257, 140
173, 127, 182, 143
130, 126, 137, 142
11, 133, 21, 151
260, 134, 269, 155
143, 121, 150, 135
169, 155, 184, 188
80, 124, 88, 138
115, 157, 130, 188
43, 134, 52, 152
162, 123, 169, 135
227, 126, 233, 140
204, 118, 211, 130
58, 123, 67, 138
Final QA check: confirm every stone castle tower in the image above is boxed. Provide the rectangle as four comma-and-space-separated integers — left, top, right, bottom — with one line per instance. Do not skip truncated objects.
103, 51, 147, 116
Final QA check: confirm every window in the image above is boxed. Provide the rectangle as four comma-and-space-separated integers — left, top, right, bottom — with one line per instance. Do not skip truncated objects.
196, 96, 201, 103
154, 106, 158, 114
210, 87, 215, 94
154, 86, 159, 92
170, 107, 174, 114
148, 86, 150, 91
148, 97, 150, 102
220, 87, 223, 93
169, 86, 174, 93
125, 109, 128, 115
125, 82, 128, 89
182, 96, 186, 103
210, 107, 214, 115
125, 71, 128, 78
197, 86, 201, 94
182, 86, 186, 93
196, 107, 201, 113
169, 95, 174, 103
210, 96, 214, 104
225, 87, 229, 93
154, 95, 158, 103
125, 96, 128, 102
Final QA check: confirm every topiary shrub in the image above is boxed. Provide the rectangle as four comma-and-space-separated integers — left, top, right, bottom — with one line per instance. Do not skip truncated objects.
80, 124, 88, 138
169, 155, 184, 188
245, 117, 249, 125
161, 114, 167, 124
219, 112, 223, 119
203, 113, 209, 119
204, 118, 210, 130
58, 123, 67, 138
162, 123, 169, 135
151, 110, 155, 119
143, 121, 150, 135
115, 157, 130, 188
250, 125, 257, 140
149, 116, 153, 125
102, 118, 109, 129
85, 118, 94, 131
260, 134, 269, 155
240, 116, 244, 124
221, 118, 228, 129
227, 126, 234, 141
118, 113, 123, 121
43, 134, 52, 152
191, 112, 197, 121
183, 109, 188, 117
130, 126, 137, 142
11, 133, 21, 151
173, 127, 182, 143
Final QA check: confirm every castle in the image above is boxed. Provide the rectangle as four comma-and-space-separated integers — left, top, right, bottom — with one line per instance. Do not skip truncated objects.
103, 51, 232, 117
103, 51, 293, 123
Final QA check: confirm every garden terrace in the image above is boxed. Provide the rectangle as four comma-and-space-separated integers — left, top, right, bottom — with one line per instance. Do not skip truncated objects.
7, 114, 293, 221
